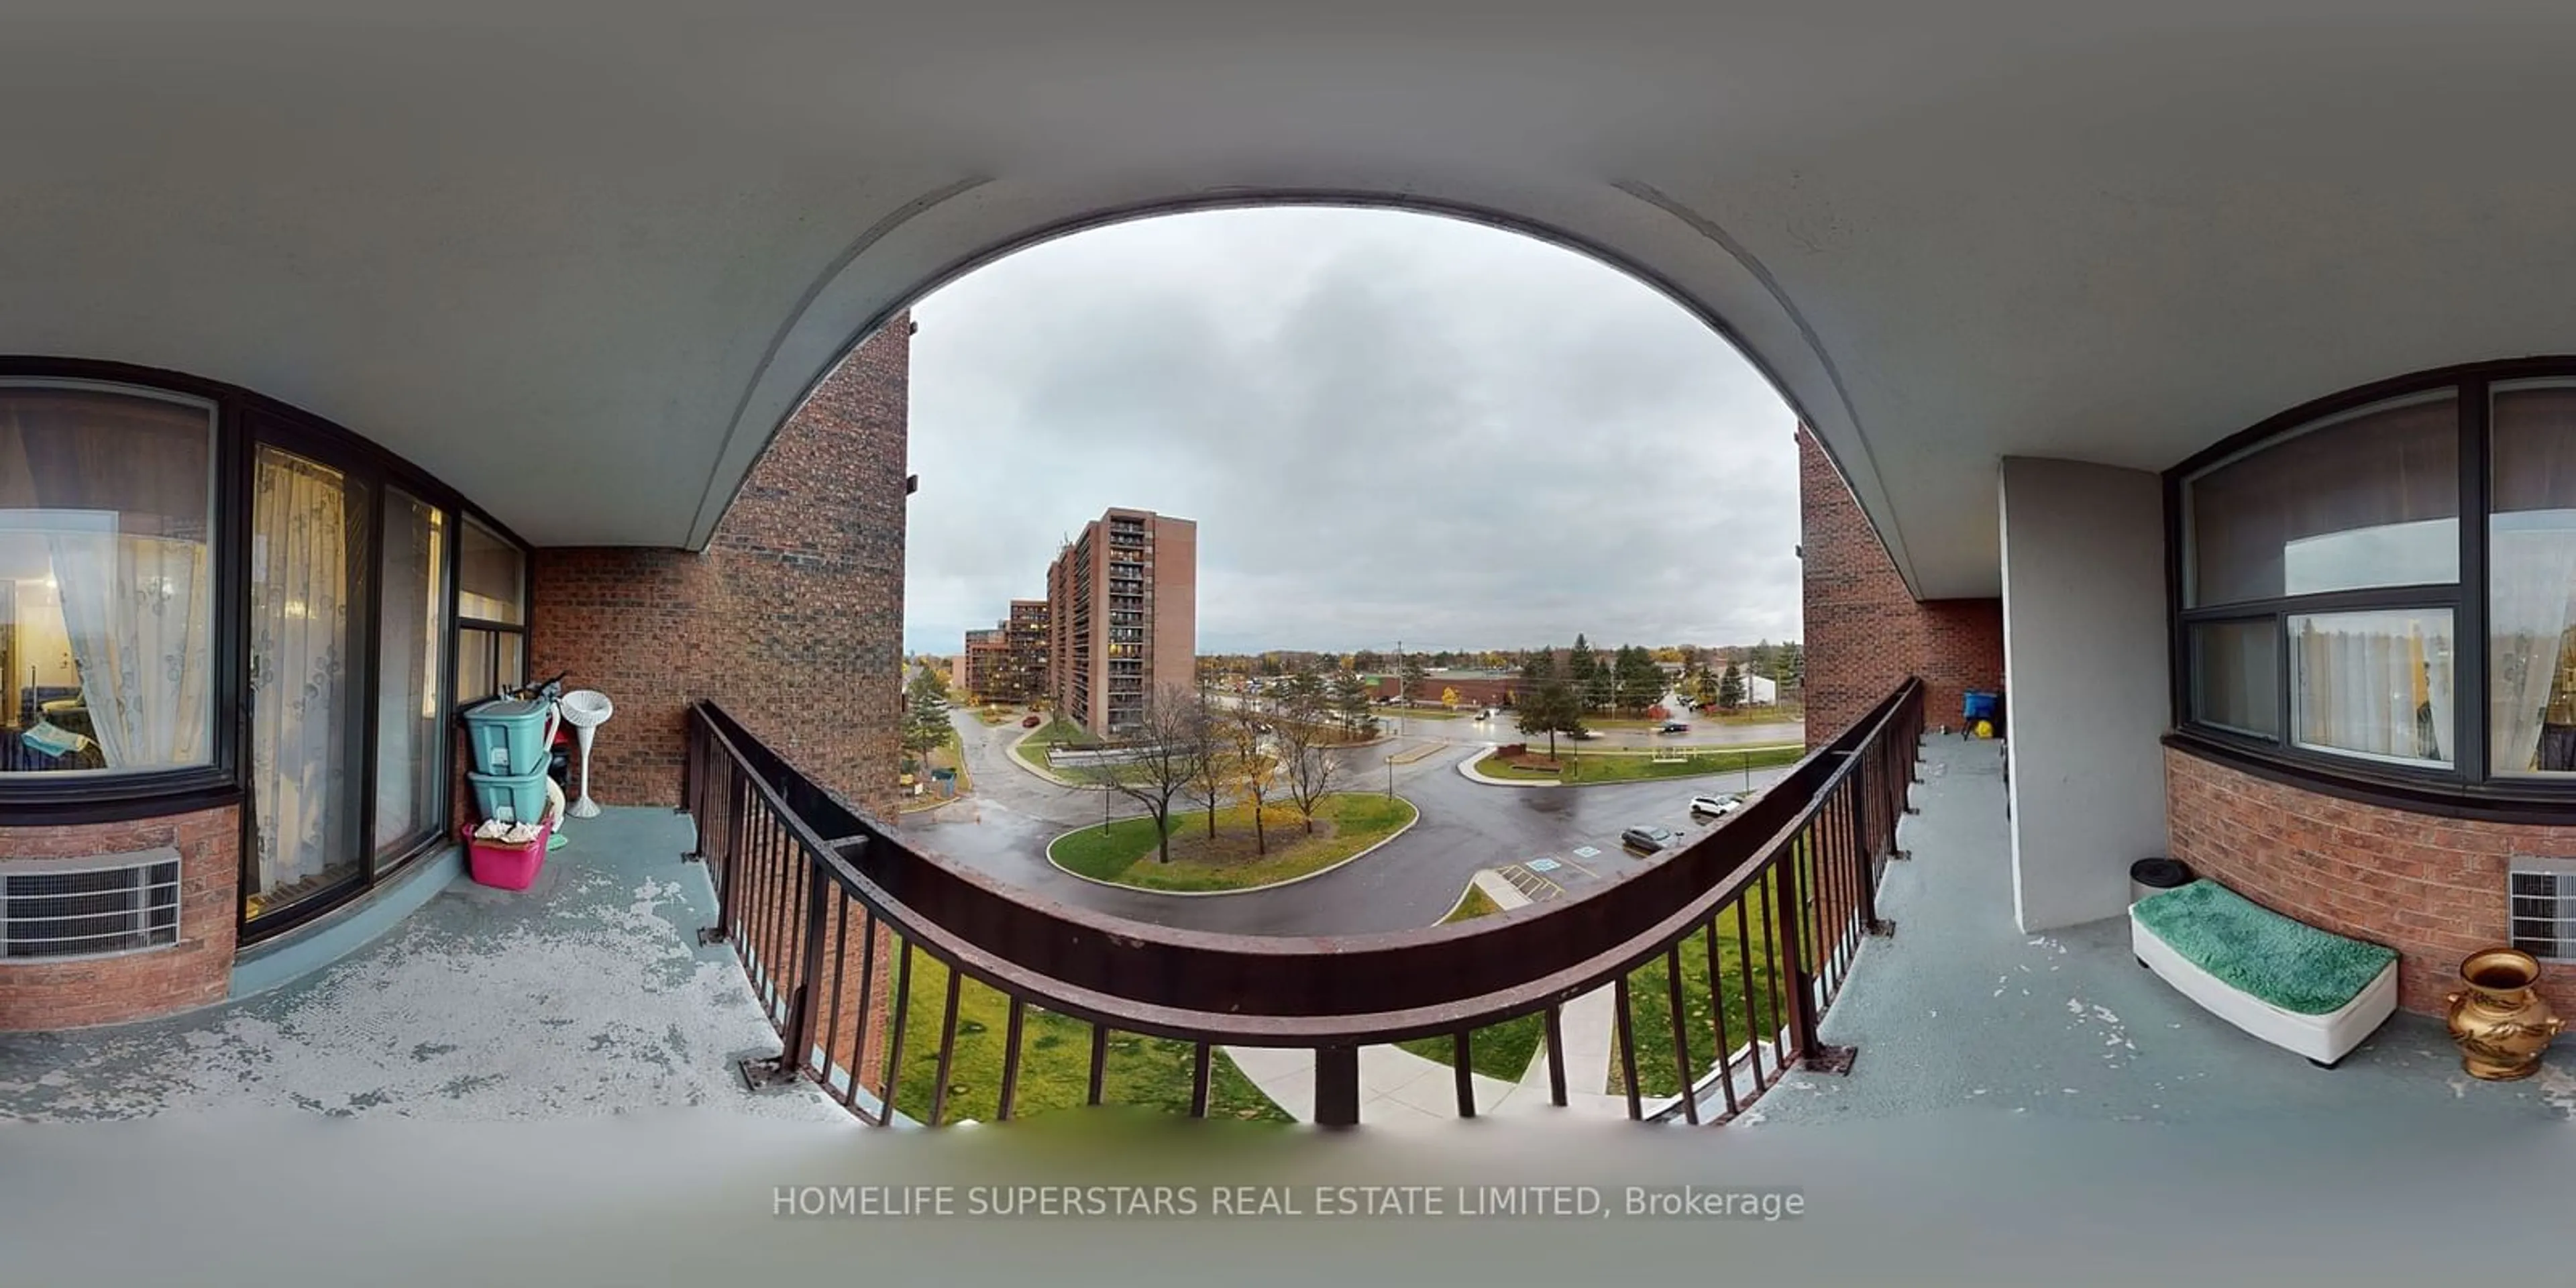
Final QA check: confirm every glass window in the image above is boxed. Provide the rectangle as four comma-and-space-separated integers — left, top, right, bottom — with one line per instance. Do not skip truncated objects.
2185, 392, 2459, 606
458, 516, 523, 625
245, 444, 370, 924
0, 384, 216, 776
456, 627, 523, 703
2490, 382, 2576, 774
2289, 609, 2455, 767
2189, 621, 2279, 738
375, 490, 447, 856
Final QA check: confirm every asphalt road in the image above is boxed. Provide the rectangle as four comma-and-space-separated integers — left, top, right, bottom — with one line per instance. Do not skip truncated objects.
900, 706, 1795, 936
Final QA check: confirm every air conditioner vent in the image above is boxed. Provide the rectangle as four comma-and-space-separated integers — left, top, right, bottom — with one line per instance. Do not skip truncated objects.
2, 849, 181, 960
2508, 855, 2576, 963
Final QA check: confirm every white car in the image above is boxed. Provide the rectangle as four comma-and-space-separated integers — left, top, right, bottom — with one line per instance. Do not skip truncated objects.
1688, 794, 1742, 818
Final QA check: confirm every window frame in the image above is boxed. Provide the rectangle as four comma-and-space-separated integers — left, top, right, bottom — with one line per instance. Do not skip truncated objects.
2156, 358, 2576, 818
0, 358, 533, 943
0, 376, 234, 815
454, 513, 529, 707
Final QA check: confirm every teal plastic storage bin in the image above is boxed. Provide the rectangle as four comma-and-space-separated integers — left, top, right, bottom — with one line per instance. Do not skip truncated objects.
468, 767, 551, 824
463, 698, 557, 775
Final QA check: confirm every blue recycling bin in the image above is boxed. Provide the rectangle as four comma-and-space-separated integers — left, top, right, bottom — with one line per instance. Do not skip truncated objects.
1963, 690, 2003, 736
462, 697, 556, 775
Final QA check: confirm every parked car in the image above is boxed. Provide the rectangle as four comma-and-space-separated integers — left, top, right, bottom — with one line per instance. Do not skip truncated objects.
1020, 714, 1042, 728
1621, 824, 1678, 853
1658, 721, 1690, 735
1688, 794, 1741, 818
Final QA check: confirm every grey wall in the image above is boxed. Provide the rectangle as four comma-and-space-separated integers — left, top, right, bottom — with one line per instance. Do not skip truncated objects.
1999, 458, 2171, 932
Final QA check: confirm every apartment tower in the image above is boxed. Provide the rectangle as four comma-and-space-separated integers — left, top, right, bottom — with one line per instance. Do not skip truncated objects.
961, 627, 1008, 702
1004, 598, 1050, 704
1045, 507, 1197, 736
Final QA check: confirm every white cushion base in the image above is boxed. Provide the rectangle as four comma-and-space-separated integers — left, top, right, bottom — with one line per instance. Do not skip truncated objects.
2130, 904, 2398, 1065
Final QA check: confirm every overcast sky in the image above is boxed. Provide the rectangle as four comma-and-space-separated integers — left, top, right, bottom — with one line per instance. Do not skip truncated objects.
902, 207, 1801, 657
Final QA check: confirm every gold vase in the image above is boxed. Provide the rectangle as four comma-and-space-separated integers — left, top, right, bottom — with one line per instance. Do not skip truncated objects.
2445, 948, 2565, 1081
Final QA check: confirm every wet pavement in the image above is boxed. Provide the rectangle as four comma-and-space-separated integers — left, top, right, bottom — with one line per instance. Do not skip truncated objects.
902, 706, 1791, 936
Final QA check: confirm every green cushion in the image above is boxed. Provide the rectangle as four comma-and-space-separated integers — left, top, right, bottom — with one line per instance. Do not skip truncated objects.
2133, 880, 2396, 1016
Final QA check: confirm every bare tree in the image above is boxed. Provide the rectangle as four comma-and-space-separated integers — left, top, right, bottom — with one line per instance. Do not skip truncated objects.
1179, 687, 1235, 840
1097, 690, 1210, 863
1228, 695, 1279, 855
1273, 685, 1344, 835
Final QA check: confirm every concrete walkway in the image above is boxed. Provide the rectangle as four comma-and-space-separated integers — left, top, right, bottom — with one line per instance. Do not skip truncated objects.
0, 809, 846, 1125
1222, 865, 1633, 1126
1748, 736, 2576, 1128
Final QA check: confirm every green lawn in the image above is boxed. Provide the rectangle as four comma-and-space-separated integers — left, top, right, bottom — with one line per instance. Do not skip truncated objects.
1395, 879, 1543, 1081
1379, 705, 1469, 720
1049, 793, 1415, 893
1011, 718, 1089, 775
1443, 885, 1502, 922
1473, 745, 1805, 784
1609, 845, 1831, 1099
883, 951, 1291, 1126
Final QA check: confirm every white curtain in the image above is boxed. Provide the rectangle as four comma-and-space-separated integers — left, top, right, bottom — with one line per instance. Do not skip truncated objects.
2489, 513, 2576, 774
44, 531, 212, 769
2296, 611, 2453, 764
248, 448, 360, 903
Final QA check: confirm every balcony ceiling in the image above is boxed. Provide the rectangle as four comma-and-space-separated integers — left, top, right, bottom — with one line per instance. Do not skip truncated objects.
13, 4, 2576, 589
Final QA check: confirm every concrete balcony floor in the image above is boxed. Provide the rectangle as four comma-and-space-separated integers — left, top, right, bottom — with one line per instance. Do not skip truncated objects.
1748, 737, 2576, 1130
0, 808, 844, 1125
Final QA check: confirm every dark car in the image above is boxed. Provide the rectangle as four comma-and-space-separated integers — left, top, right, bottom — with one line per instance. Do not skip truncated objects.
1658, 721, 1690, 735
1621, 825, 1678, 853
1020, 714, 1042, 728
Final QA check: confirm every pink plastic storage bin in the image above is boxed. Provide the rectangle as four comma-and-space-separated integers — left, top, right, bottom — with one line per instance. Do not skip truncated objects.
464, 820, 553, 891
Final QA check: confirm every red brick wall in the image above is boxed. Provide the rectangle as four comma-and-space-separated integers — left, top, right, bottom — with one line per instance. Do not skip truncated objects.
2167, 746, 2576, 1017
531, 317, 910, 821
1799, 427, 2004, 746
0, 805, 238, 1030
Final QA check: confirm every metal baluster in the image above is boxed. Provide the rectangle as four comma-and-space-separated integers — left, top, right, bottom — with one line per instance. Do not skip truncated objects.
1705, 921, 1739, 1118
1614, 974, 1642, 1120
929, 967, 963, 1126
1190, 1042, 1213, 1120
1544, 1005, 1568, 1107
1664, 946, 1699, 1124
878, 939, 913, 1124
1086, 1024, 1108, 1106
847, 912, 880, 1120
1452, 1031, 1475, 1118
1734, 894, 1768, 1091
996, 998, 1027, 1122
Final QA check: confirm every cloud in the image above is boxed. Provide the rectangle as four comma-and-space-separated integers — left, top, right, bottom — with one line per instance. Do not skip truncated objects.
901, 206, 1801, 656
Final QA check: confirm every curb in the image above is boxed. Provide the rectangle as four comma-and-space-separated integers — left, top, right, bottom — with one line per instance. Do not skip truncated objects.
1456, 745, 1805, 789
1004, 722, 1087, 788
1042, 796, 1420, 898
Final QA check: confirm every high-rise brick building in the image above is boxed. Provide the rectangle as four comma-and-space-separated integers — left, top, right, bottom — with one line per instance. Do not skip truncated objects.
961, 628, 1008, 702
1004, 599, 1050, 704
1045, 508, 1197, 736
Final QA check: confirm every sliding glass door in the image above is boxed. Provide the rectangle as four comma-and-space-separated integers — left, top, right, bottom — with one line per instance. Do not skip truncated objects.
374, 488, 447, 865
243, 443, 372, 926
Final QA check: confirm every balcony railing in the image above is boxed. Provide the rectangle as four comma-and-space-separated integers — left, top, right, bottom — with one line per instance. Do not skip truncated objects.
680, 678, 1923, 1127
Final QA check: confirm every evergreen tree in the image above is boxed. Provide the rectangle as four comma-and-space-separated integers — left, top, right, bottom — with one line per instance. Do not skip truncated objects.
1613, 645, 1662, 713
1399, 652, 1428, 703
1514, 669, 1586, 756
1330, 670, 1378, 737
902, 667, 950, 757
1718, 662, 1747, 712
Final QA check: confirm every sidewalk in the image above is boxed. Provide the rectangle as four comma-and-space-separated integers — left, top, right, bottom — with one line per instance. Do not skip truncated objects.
1220, 867, 1631, 1127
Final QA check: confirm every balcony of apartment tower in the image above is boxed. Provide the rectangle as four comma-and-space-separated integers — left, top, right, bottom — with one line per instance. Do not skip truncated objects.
23, 16, 2576, 1283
